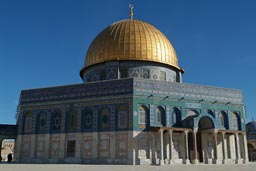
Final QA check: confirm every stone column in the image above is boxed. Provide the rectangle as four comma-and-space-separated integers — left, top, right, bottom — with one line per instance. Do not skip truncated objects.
242, 133, 249, 163
213, 131, 219, 164
192, 130, 198, 164
221, 132, 226, 164
149, 132, 153, 164
132, 147, 136, 165
235, 133, 241, 163
184, 130, 190, 164
165, 132, 169, 164
159, 129, 164, 165
169, 130, 173, 163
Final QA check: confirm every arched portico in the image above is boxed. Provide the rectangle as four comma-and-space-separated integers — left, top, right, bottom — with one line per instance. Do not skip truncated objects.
190, 115, 217, 164
190, 114, 248, 164
197, 116, 218, 164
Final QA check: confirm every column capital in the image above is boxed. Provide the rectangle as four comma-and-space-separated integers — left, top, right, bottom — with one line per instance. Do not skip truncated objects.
160, 127, 164, 163
184, 129, 189, 162
159, 129, 164, 133
213, 128, 218, 134
168, 130, 173, 134
193, 128, 198, 133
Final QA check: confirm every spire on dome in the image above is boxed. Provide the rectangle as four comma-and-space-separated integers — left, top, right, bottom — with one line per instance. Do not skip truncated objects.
129, 4, 134, 20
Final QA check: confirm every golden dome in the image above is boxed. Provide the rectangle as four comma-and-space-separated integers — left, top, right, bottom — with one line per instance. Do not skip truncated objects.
81, 19, 180, 75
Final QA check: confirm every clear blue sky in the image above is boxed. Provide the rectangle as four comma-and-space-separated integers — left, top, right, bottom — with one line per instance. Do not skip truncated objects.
1, 0, 256, 124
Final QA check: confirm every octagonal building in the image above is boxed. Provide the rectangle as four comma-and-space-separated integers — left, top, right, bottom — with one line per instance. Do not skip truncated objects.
15, 8, 248, 165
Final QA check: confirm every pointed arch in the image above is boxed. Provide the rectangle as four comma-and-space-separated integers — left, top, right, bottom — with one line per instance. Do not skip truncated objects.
198, 116, 214, 130
220, 111, 228, 129
186, 109, 199, 117
37, 111, 47, 133
51, 110, 61, 132
155, 106, 165, 126
66, 110, 77, 131
99, 106, 110, 131
82, 109, 93, 130
23, 111, 32, 133
232, 112, 241, 130
139, 105, 148, 125
195, 113, 217, 129
172, 107, 182, 127
207, 109, 215, 118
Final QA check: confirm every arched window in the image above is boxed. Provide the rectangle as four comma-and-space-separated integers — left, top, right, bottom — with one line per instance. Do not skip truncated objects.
156, 106, 165, 126
24, 111, 32, 133
117, 105, 128, 129
142, 69, 149, 79
207, 110, 215, 118
220, 111, 228, 129
37, 112, 46, 133
100, 107, 110, 130
232, 112, 240, 130
83, 110, 92, 130
139, 105, 148, 124
186, 110, 198, 117
52, 111, 61, 131
100, 71, 106, 80
160, 71, 166, 81
173, 107, 182, 127
67, 110, 77, 131
120, 68, 128, 78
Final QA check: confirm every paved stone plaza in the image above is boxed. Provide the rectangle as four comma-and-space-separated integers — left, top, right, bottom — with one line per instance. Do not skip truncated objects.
0, 163, 255, 171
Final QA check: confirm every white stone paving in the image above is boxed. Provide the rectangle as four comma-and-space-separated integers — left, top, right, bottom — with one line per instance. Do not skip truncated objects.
0, 163, 256, 171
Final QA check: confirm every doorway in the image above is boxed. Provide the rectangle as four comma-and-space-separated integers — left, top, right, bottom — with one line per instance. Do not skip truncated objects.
197, 116, 215, 163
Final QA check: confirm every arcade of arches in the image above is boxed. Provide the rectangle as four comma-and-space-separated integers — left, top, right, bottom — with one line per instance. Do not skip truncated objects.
151, 116, 248, 164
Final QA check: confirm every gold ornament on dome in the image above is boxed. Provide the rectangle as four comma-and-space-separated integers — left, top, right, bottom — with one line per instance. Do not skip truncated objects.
80, 5, 180, 76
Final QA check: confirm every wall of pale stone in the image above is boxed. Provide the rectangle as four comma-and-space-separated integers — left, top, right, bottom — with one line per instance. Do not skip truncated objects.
15, 131, 135, 164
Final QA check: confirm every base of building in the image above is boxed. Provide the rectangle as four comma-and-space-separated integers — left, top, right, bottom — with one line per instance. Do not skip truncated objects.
159, 159, 165, 165
183, 159, 190, 164
223, 159, 236, 164
138, 158, 151, 165
169, 159, 183, 164
236, 158, 243, 164
213, 159, 222, 164
243, 159, 249, 164
191, 159, 199, 164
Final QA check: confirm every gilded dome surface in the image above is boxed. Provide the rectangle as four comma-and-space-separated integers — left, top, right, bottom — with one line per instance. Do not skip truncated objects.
81, 19, 179, 73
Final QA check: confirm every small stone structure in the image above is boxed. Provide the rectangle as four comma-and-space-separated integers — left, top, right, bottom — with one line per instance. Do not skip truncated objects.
1, 139, 14, 162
